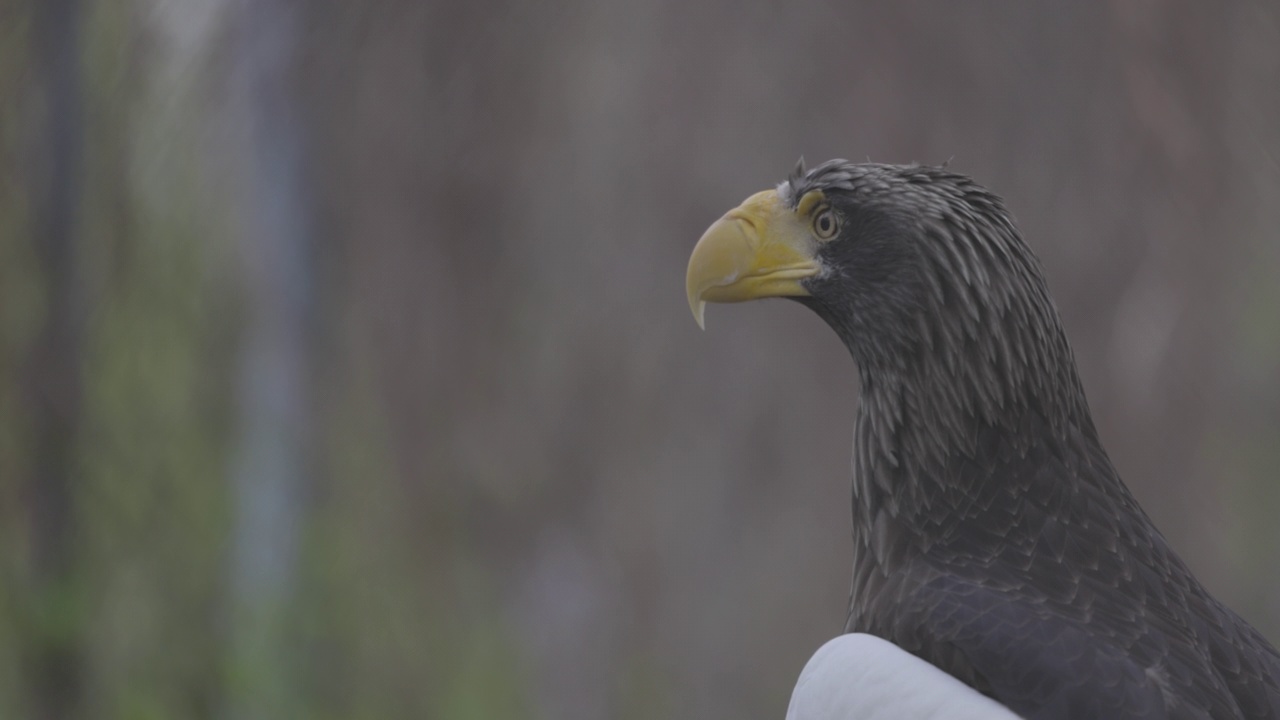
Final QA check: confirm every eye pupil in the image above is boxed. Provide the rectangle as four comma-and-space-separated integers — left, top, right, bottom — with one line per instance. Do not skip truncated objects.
815, 209, 837, 238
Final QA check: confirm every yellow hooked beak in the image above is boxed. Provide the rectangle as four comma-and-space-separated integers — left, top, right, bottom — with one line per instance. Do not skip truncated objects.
685, 189, 824, 328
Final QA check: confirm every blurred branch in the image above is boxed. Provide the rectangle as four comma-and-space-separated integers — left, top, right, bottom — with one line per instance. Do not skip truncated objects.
22, 0, 85, 717
224, 0, 315, 716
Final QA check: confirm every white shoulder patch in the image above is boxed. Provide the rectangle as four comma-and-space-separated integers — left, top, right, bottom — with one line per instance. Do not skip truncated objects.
785, 634, 1024, 720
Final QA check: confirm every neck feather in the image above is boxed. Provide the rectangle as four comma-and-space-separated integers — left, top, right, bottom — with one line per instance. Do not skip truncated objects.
808, 223, 1099, 531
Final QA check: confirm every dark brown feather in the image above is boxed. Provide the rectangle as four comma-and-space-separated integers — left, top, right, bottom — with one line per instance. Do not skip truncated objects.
789, 161, 1280, 719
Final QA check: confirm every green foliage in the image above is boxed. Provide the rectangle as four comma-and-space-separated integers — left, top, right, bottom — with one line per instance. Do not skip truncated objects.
437, 619, 527, 720
78, 204, 231, 718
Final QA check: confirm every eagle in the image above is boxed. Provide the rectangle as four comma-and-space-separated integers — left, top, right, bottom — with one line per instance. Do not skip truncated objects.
685, 160, 1280, 719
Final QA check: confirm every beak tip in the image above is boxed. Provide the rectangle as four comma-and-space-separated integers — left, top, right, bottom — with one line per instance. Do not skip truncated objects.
691, 299, 707, 330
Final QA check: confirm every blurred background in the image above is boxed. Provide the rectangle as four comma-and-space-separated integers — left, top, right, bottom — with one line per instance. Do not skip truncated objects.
1, 0, 1279, 718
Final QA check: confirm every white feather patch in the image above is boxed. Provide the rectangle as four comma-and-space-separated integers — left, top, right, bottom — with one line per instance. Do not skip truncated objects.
786, 634, 1024, 720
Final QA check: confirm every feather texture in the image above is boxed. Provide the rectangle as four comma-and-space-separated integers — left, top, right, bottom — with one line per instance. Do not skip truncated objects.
786, 162, 1280, 719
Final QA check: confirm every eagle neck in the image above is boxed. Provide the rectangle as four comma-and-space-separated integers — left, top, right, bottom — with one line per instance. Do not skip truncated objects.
840, 293, 1102, 573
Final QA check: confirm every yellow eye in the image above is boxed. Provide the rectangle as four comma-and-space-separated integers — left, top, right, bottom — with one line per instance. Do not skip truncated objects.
813, 207, 839, 240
